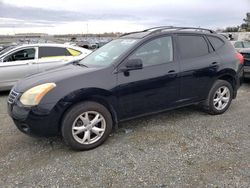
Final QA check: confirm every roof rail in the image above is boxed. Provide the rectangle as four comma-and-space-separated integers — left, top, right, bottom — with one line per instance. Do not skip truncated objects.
148, 26, 216, 34
120, 26, 216, 37
142, 26, 174, 32
120, 26, 174, 37
120, 30, 145, 37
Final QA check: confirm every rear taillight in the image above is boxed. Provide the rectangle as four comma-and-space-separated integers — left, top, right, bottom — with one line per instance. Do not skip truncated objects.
236, 52, 244, 65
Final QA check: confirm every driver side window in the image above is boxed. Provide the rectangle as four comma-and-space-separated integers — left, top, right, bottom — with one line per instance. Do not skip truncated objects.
3, 48, 36, 62
128, 36, 173, 67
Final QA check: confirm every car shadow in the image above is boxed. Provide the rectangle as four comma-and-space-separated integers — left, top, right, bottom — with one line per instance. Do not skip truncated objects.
117, 105, 207, 131
22, 105, 206, 152
0, 91, 10, 96
243, 79, 250, 84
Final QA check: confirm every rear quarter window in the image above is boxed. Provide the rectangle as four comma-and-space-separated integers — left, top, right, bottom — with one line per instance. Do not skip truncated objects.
67, 48, 82, 56
207, 36, 225, 50
177, 35, 209, 59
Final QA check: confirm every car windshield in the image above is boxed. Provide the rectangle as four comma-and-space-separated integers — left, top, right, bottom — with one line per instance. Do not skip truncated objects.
79, 39, 138, 67
0, 45, 16, 56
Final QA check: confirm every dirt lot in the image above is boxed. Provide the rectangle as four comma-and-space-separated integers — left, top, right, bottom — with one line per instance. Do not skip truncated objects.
0, 84, 249, 187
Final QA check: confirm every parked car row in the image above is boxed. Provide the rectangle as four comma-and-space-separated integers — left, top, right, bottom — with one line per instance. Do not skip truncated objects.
65, 40, 109, 50
7, 26, 244, 150
0, 44, 15, 52
0, 43, 91, 91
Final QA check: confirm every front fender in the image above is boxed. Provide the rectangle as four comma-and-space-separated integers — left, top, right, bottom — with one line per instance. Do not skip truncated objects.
58, 88, 118, 127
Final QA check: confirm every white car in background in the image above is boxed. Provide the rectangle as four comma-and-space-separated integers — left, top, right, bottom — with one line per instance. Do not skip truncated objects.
0, 43, 91, 91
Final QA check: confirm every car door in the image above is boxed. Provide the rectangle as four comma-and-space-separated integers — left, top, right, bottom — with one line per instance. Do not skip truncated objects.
0, 47, 38, 89
176, 34, 221, 103
37, 46, 75, 72
116, 35, 179, 119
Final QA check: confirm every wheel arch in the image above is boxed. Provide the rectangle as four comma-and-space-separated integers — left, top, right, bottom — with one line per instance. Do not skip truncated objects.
216, 69, 237, 98
56, 88, 119, 131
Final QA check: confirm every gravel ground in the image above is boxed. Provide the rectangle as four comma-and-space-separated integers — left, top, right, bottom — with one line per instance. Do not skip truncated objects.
0, 84, 249, 187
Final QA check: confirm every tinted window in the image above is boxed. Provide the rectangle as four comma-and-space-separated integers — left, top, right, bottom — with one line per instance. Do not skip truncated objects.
234, 42, 243, 48
3, 48, 35, 62
207, 36, 224, 50
128, 36, 173, 67
178, 35, 209, 59
39, 47, 71, 58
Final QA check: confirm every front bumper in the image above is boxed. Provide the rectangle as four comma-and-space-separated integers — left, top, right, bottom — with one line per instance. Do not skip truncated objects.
8, 97, 69, 137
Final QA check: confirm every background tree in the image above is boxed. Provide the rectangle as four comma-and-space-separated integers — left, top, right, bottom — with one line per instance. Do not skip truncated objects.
241, 12, 250, 31
224, 26, 240, 32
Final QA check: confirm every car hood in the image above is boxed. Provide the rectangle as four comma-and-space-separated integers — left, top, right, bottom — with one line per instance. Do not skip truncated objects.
14, 64, 99, 92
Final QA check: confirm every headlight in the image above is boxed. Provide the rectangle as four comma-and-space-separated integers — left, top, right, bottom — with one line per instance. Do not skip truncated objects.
20, 83, 56, 106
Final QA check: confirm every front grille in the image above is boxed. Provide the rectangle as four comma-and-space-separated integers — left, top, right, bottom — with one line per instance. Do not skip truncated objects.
8, 90, 20, 104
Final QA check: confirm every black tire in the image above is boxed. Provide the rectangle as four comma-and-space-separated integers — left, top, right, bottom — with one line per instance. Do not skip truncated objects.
204, 80, 233, 115
61, 101, 113, 151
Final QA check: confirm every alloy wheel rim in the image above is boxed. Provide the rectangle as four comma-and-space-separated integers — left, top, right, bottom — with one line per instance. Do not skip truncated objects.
213, 86, 230, 111
72, 111, 106, 145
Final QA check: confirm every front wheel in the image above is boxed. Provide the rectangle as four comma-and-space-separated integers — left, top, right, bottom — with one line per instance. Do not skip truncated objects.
205, 80, 233, 115
61, 101, 113, 150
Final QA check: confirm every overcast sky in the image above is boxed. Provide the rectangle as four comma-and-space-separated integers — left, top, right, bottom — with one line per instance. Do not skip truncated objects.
0, 0, 249, 34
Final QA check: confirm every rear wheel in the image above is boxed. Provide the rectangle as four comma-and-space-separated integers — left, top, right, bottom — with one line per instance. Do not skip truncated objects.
61, 101, 113, 150
205, 80, 233, 115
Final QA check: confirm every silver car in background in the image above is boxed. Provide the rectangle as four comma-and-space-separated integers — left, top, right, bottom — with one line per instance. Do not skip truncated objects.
230, 40, 250, 79
231, 40, 250, 52
0, 43, 91, 91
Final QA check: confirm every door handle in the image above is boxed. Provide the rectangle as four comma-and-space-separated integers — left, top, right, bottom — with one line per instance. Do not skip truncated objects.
210, 62, 219, 66
168, 70, 176, 73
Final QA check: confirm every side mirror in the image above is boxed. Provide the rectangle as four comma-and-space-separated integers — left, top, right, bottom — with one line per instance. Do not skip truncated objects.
120, 59, 143, 72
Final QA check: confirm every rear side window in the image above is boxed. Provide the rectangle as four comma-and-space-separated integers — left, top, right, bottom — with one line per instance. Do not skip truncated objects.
39, 47, 71, 58
178, 35, 209, 59
207, 36, 225, 50
234, 42, 243, 48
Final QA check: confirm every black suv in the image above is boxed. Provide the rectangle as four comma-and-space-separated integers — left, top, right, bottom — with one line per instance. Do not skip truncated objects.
8, 26, 244, 150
